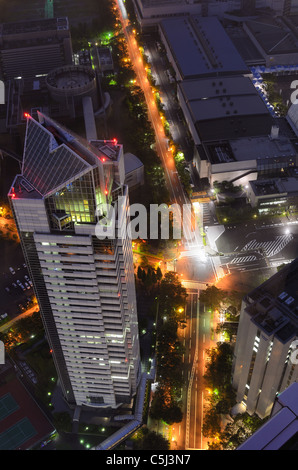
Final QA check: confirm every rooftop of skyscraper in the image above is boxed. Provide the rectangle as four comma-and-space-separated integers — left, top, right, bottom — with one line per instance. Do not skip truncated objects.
244, 258, 298, 343
8, 112, 121, 200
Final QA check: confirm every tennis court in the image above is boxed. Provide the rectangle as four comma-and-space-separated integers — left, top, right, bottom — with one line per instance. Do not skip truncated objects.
0, 417, 37, 450
0, 393, 19, 421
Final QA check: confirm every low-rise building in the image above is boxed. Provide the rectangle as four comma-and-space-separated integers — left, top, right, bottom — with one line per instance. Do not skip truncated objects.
243, 15, 298, 67
0, 17, 73, 81
247, 176, 298, 211
159, 16, 248, 81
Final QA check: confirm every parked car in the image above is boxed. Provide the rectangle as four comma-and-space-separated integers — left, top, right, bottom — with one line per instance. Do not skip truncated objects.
9, 267, 15, 275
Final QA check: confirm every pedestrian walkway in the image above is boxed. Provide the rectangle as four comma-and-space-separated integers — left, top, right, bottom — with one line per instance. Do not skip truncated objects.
241, 234, 293, 258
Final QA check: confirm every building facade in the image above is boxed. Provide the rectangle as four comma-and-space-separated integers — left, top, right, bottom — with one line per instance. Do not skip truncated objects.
0, 17, 73, 81
8, 112, 141, 409
232, 259, 298, 418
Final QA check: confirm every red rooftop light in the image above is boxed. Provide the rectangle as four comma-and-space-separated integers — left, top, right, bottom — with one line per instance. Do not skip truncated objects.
113, 138, 117, 145
24, 112, 30, 118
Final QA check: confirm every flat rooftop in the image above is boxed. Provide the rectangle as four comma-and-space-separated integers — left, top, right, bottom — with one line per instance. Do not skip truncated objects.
90, 140, 122, 163
205, 129, 298, 164
0, 17, 69, 36
245, 15, 298, 55
250, 177, 298, 197
179, 75, 269, 122
246, 259, 298, 342
160, 16, 248, 79
230, 134, 297, 161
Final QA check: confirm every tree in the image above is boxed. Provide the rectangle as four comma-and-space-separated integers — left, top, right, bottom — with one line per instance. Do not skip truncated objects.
142, 431, 170, 450
150, 388, 183, 425
137, 266, 143, 280
158, 272, 187, 314
156, 266, 163, 282
199, 286, 227, 311
133, 429, 169, 450
161, 402, 183, 425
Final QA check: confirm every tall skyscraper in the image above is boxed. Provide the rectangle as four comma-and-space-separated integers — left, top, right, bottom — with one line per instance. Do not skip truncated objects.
232, 259, 298, 418
8, 112, 141, 409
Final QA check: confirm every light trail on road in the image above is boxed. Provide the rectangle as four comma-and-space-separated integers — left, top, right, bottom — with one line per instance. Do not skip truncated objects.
115, 0, 218, 451
115, 0, 207, 262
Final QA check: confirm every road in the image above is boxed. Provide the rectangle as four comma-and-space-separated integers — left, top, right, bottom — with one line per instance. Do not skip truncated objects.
115, 0, 218, 450
0, 305, 39, 333
170, 289, 220, 450
115, 0, 207, 255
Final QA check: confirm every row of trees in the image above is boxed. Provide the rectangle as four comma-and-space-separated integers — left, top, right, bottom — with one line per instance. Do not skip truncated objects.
149, 272, 187, 425
199, 286, 265, 449
202, 342, 236, 442
124, 85, 170, 206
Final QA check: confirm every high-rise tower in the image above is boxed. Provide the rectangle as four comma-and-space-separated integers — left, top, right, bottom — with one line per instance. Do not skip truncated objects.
8, 112, 141, 409
232, 259, 298, 418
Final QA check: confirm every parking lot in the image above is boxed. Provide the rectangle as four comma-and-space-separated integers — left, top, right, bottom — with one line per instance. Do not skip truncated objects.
0, 238, 34, 322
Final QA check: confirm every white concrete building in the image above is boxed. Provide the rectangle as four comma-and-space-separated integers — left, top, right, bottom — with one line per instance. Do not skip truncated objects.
8, 112, 141, 409
232, 259, 298, 418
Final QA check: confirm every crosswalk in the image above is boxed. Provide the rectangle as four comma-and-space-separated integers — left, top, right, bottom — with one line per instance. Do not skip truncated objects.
230, 255, 257, 264
241, 234, 293, 258
202, 204, 212, 227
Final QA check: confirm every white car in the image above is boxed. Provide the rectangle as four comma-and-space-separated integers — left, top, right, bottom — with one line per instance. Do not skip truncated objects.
9, 267, 15, 275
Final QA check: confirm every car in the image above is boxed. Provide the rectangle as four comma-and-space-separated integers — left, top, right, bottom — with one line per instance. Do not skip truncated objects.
9, 267, 15, 275
5, 287, 10, 292
16, 280, 21, 285
25, 282, 30, 290
12, 283, 17, 288
1, 313, 8, 319
25, 275, 29, 281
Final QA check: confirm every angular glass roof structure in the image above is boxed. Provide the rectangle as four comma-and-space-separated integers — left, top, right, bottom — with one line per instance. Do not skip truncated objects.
22, 115, 92, 197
